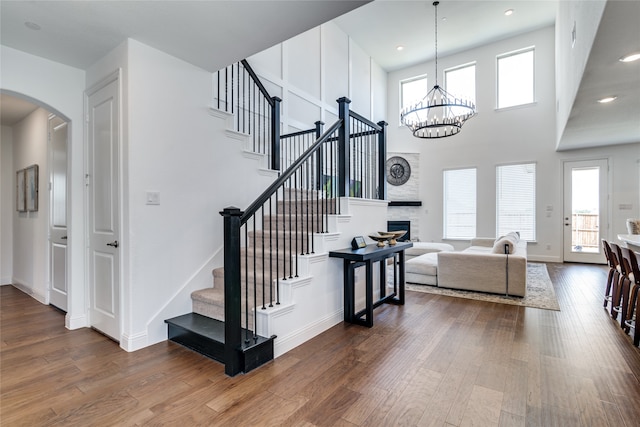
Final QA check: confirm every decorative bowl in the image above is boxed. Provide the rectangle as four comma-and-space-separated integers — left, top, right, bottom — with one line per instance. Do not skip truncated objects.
378, 230, 407, 245
368, 233, 394, 247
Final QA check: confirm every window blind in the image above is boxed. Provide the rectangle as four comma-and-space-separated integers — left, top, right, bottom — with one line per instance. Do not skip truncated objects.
443, 168, 476, 239
496, 163, 536, 240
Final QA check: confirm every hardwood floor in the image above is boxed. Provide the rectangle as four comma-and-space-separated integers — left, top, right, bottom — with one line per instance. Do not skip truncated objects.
2, 263, 639, 426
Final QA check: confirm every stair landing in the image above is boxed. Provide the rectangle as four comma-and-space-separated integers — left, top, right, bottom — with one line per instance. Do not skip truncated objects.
165, 313, 276, 374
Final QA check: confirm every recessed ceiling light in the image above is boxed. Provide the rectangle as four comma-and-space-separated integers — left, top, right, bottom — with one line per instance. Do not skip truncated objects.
24, 21, 41, 31
619, 52, 640, 63
504, 9, 514, 16
396, 45, 404, 51
597, 96, 617, 104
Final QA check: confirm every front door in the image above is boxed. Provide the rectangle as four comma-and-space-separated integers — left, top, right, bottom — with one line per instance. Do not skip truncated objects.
48, 115, 68, 311
86, 71, 121, 341
563, 159, 608, 264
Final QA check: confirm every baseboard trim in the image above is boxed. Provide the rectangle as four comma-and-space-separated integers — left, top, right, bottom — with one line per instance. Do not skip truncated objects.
120, 331, 148, 352
273, 309, 343, 358
66, 313, 87, 330
11, 280, 47, 304
529, 255, 562, 263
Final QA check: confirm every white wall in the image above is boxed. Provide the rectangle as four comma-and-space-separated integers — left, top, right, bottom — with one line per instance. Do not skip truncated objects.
555, 0, 607, 147
84, 39, 281, 350
387, 26, 640, 262
0, 45, 86, 328
248, 21, 387, 133
11, 108, 49, 301
1, 126, 14, 284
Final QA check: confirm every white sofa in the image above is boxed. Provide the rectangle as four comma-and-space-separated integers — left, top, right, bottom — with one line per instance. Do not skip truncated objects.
438, 235, 527, 297
405, 233, 527, 297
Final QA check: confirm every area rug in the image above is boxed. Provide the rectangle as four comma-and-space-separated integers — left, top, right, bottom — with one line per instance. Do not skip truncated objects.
402, 262, 560, 311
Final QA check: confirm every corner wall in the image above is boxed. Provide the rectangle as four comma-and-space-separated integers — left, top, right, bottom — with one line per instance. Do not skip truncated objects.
10, 108, 49, 301
1, 125, 14, 284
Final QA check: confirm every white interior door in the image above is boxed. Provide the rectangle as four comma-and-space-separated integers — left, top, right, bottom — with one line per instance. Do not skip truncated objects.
563, 159, 608, 264
49, 115, 68, 311
87, 72, 121, 341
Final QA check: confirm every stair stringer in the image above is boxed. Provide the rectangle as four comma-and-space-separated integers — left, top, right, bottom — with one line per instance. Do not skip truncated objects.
253, 197, 390, 358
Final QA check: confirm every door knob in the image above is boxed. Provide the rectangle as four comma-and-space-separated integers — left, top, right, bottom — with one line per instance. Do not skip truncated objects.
106, 240, 119, 248
61, 236, 67, 240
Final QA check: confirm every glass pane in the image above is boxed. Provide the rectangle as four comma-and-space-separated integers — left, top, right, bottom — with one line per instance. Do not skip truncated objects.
496, 163, 536, 241
445, 64, 476, 105
401, 76, 428, 111
498, 49, 534, 108
443, 168, 476, 239
571, 167, 600, 253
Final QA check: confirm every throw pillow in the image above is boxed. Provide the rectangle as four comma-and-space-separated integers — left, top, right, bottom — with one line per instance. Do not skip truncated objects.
492, 235, 516, 254
627, 218, 640, 234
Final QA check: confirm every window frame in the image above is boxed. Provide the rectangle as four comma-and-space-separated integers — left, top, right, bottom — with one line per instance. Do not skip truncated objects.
399, 74, 428, 126
444, 61, 477, 107
443, 167, 477, 240
496, 46, 536, 110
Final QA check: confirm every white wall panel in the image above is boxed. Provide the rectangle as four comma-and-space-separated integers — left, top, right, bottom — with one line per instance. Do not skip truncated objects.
247, 44, 283, 80
287, 92, 322, 129
349, 40, 371, 117
323, 22, 350, 106
287, 28, 321, 100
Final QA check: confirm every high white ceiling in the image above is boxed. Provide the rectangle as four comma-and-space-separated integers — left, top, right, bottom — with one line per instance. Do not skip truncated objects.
1, 0, 639, 150
333, 0, 557, 71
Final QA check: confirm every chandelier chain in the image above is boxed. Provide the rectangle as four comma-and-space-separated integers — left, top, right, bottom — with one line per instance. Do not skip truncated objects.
434, 1, 439, 86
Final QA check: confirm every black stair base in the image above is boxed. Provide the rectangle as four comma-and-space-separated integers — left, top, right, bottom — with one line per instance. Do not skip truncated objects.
165, 313, 276, 375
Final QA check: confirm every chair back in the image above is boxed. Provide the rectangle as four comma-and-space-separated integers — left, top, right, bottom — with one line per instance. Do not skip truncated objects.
622, 247, 640, 285
602, 239, 615, 268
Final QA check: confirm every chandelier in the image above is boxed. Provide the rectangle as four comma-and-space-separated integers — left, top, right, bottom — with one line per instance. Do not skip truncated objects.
401, 1, 476, 138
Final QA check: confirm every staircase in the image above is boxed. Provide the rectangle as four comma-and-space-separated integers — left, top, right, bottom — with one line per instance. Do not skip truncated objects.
166, 60, 389, 376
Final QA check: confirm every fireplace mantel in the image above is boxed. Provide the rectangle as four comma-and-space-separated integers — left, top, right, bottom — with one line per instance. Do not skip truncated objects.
389, 201, 422, 207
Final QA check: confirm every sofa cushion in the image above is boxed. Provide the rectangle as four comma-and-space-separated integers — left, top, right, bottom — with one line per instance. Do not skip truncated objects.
406, 252, 439, 276
405, 242, 455, 259
492, 234, 518, 254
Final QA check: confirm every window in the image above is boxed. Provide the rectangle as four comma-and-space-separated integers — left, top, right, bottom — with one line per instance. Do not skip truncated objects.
444, 63, 476, 106
443, 168, 476, 239
497, 48, 534, 109
400, 75, 428, 122
496, 163, 536, 241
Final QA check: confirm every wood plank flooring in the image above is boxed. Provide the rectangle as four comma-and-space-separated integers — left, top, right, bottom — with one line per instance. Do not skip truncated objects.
2, 263, 639, 426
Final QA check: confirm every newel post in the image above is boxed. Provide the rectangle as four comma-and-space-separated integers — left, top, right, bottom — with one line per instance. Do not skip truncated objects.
337, 97, 351, 198
270, 96, 282, 171
314, 120, 325, 191
220, 206, 243, 376
377, 121, 388, 200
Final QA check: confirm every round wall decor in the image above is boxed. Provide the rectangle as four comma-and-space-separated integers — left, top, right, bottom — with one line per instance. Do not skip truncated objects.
386, 156, 411, 186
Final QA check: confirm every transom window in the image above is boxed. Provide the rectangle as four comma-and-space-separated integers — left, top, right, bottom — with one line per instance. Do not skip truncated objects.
444, 63, 476, 106
496, 163, 536, 241
443, 168, 477, 239
497, 47, 535, 109
400, 75, 428, 123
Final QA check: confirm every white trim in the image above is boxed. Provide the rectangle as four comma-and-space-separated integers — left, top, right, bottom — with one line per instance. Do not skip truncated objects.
120, 331, 148, 352
273, 309, 343, 358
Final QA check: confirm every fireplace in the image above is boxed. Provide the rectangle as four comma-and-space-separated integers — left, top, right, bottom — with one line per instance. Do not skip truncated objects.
388, 220, 410, 241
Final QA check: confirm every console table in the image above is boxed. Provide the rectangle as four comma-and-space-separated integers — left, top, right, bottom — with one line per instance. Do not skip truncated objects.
329, 241, 413, 327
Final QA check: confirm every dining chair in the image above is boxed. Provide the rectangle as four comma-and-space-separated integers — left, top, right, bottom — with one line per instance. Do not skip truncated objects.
602, 240, 617, 308
610, 243, 628, 320
621, 247, 639, 341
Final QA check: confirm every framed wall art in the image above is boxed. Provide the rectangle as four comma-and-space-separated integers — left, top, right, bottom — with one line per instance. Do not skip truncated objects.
25, 164, 39, 212
16, 169, 26, 212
